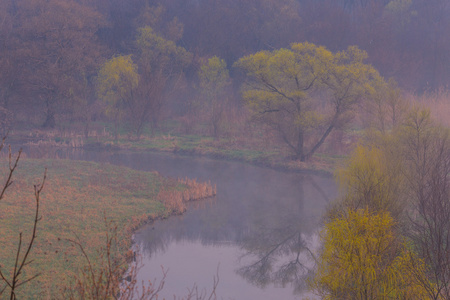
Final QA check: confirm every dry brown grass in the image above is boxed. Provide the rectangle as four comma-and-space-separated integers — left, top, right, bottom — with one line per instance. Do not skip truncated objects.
406, 88, 450, 127
157, 177, 216, 214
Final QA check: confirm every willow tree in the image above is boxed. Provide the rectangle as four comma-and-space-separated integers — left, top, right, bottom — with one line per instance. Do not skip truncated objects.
199, 56, 231, 138
333, 144, 407, 222
97, 55, 139, 141
313, 208, 428, 299
135, 26, 192, 134
235, 43, 381, 161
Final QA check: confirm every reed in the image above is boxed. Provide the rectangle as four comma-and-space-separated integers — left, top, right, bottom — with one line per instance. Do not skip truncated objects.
157, 177, 217, 214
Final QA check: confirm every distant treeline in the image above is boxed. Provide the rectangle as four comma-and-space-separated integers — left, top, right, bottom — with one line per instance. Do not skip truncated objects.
0, 0, 448, 134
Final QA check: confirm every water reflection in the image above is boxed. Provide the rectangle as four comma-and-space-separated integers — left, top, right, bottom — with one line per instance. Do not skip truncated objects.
237, 177, 330, 294
131, 161, 334, 298
18, 146, 336, 298
237, 221, 316, 294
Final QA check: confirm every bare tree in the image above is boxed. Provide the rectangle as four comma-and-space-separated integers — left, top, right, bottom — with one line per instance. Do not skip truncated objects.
402, 109, 450, 299
0, 137, 47, 299
65, 216, 220, 300
183, 265, 219, 300
64, 217, 166, 300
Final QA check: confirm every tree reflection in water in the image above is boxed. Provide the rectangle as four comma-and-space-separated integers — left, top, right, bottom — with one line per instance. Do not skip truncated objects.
238, 224, 317, 294
237, 175, 330, 294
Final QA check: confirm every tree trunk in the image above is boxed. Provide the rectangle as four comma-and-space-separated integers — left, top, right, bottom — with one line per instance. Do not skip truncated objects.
296, 130, 305, 161
43, 98, 56, 128
84, 119, 90, 138
304, 113, 339, 161
113, 110, 119, 143
43, 110, 55, 128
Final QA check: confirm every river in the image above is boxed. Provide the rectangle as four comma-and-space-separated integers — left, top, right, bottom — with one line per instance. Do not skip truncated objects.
21, 147, 337, 299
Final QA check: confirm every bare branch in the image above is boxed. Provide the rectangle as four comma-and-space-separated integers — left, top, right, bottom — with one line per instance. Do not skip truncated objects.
0, 135, 6, 152
0, 147, 21, 201
0, 135, 46, 298
8, 168, 46, 299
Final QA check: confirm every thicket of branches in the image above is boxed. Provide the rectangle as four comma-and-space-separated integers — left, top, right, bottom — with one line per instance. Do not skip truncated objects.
312, 108, 450, 299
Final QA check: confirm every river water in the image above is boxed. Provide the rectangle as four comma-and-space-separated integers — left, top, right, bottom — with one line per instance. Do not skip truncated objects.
21, 147, 337, 299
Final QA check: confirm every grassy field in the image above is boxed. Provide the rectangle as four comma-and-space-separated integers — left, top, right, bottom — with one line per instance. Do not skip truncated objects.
0, 157, 215, 298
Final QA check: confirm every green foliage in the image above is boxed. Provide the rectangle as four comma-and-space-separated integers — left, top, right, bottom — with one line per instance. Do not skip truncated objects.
97, 55, 140, 140
198, 56, 231, 137
199, 56, 230, 100
97, 55, 139, 119
313, 208, 428, 299
334, 144, 406, 221
235, 42, 381, 161
136, 26, 192, 74
96, 27, 192, 140
321, 107, 450, 299
385, 0, 417, 27
130, 26, 192, 136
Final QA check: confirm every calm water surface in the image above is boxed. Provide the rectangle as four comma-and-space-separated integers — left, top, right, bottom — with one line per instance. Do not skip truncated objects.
22, 147, 337, 299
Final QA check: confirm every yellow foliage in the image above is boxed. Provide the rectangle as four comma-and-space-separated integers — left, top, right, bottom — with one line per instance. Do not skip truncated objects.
97, 55, 139, 118
235, 42, 382, 160
334, 144, 405, 221
312, 208, 429, 299
136, 26, 192, 72
199, 56, 230, 102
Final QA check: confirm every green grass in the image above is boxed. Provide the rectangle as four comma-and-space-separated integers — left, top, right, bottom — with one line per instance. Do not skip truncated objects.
0, 158, 185, 298
83, 131, 345, 175
9, 119, 355, 175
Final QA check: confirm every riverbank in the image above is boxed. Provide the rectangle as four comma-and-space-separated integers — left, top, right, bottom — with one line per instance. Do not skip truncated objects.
0, 157, 215, 298
8, 126, 350, 176
107, 135, 345, 176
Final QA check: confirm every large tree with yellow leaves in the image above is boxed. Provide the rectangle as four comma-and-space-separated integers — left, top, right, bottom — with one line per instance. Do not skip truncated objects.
235, 43, 382, 161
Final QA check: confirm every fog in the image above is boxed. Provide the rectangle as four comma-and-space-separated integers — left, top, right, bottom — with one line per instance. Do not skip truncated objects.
0, 0, 448, 131
1, 0, 449, 298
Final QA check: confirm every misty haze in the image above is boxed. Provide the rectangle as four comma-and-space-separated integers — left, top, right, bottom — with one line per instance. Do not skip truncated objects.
0, 0, 449, 299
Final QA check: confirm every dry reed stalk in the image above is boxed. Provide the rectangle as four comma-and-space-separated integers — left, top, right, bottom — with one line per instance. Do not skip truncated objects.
157, 177, 216, 214
157, 189, 185, 214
